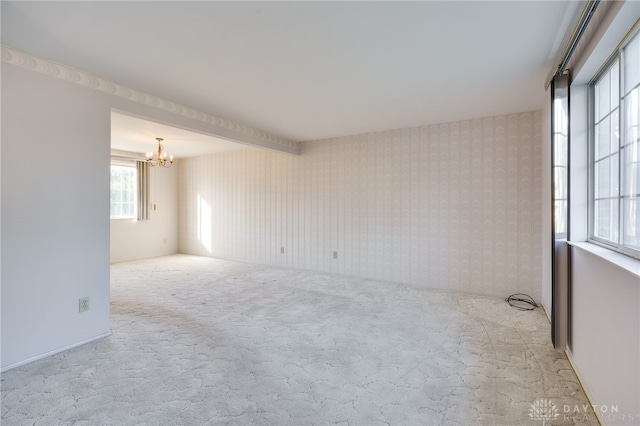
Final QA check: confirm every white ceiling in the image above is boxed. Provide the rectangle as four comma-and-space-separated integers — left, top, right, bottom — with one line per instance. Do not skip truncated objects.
2, 1, 580, 145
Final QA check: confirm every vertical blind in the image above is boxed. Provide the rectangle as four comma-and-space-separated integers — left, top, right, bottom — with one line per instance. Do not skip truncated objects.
137, 160, 150, 221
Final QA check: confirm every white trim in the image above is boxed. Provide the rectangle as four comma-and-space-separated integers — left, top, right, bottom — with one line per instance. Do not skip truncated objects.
0, 331, 112, 372
110, 157, 139, 167
565, 349, 605, 426
568, 241, 640, 279
541, 302, 552, 323
111, 149, 146, 161
1, 44, 298, 152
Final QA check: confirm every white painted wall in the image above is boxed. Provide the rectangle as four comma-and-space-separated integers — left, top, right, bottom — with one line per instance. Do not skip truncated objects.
110, 163, 179, 263
1, 55, 286, 370
1, 65, 111, 369
180, 111, 543, 299
570, 248, 639, 424
564, 2, 640, 423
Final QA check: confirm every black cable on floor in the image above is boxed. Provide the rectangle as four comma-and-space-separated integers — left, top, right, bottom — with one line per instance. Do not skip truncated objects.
505, 293, 538, 311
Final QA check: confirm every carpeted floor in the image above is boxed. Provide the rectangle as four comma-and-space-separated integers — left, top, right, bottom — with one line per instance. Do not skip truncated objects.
2, 254, 597, 425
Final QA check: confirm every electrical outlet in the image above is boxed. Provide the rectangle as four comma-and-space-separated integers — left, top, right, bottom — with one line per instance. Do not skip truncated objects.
280, 247, 285, 254
79, 297, 90, 313
333, 251, 338, 259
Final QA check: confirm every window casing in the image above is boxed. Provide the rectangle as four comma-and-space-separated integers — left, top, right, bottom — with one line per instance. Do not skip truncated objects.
589, 27, 640, 259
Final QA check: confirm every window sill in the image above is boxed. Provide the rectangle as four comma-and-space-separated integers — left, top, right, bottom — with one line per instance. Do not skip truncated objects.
568, 241, 640, 279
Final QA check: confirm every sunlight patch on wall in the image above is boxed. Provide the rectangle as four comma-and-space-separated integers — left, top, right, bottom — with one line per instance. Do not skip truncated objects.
197, 193, 212, 253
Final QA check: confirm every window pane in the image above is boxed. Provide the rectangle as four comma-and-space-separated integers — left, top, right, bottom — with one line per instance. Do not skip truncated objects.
623, 141, 640, 197
554, 200, 567, 235
552, 86, 568, 238
123, 190, 133, 204
623, 198, 640, 250
554, 167, 567, 199
122, 202, 135, 218
594, 198, 620, 243
624, 33, 640, 95
595, 116, 610, 160
554, 133, 567, 165
110, 164, 137, 219
595, 199, 611, 240
610, 108, 620, 154
611, 61, 620, 109
596, 73, 611, 122
611, 152, 619, 197
625, 88, 639, 147
595, 158, 610, 198
612, 198, 620, 242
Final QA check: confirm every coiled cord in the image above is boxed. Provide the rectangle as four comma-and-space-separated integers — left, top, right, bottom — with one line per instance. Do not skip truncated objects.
505, 293, 538, 311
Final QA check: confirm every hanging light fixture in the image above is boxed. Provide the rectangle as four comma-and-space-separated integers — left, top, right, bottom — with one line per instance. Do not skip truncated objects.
146, 137, 174, 168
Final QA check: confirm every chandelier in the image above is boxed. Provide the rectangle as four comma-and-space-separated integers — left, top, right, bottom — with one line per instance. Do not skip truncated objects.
146, 137, 173, 168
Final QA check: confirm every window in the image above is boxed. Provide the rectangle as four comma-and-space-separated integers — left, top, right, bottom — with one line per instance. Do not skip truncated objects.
110, 162, 137, 219
590, 27, 640, 258
553, 89, 569, 238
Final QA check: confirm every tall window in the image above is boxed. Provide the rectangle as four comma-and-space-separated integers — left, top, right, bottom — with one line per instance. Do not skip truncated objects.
553, 92, 569, 238
590, 27, 640, 258
110, 162, 137, 219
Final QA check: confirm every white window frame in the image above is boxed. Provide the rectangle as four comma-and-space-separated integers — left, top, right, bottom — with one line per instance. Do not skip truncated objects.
588, 26, 640, 260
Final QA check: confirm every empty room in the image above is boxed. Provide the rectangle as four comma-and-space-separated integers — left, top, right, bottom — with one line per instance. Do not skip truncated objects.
1, 1, 639, 425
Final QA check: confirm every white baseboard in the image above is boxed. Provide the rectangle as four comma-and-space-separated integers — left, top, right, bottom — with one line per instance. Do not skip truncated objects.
565, 348, 604, 426
541, 302, 552, 322
1, 331, 112, 373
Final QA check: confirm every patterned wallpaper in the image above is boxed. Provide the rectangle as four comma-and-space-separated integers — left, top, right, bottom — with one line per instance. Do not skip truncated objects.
179, 111, 542, 299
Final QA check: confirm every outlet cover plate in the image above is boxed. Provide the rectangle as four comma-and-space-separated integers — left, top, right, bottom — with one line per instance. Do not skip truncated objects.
79, 297, 90, 313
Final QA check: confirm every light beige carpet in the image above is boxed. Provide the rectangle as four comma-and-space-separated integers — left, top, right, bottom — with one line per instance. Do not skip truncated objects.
1, 254, 596, 425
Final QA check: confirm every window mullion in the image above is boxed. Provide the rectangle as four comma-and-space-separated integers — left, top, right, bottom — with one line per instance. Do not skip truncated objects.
617, 59, 623, 252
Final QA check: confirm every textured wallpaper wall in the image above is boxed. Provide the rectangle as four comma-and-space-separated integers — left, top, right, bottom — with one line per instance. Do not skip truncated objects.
179, 111, 542, 299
